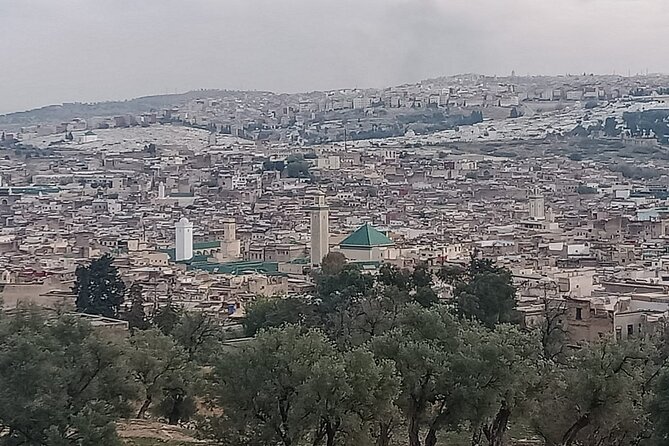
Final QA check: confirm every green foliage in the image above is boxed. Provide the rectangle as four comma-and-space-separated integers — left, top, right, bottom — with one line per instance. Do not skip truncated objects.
441, 257, 517, 328
243, 296, 315, 337
651, 371, 669, 444
285, 154, 311, 178
210, 325, 397, 446
170, 311, 225, 363
611, 163, 661, 180
0, 308, 135, 445
320, 251, 347, 276
127, 283, 149, 333
127, 329, 197, 424
153, 303, 183, 336
531, 338, 652, 446
262, 159, 285, 172
576, 184, 597, 195
74, 254, 126, 318
371, 305, 461, 446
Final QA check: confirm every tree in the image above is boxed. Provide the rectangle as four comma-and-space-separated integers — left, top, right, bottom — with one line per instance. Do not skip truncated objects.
210, 325, 397, 446
411, 263, 439, 308
126, 283, 149, 333
372, 305, 461, 446
243, 297, 316, 337
462, 324, 542, 446
377, 263, 412, 292
153, 303, 183, 336
530, 338, 651, 446
315, 264, 375, 342
538, 296, 569, 362
411, 262, 433, 289
73, 254, 126, 318
0, 308, 135, 445
286, 160, 311, 178
171, 311, 224, 363
576, 184, 597, 195
456, 271, 516, 328
285, 154, 311, 179
321, 251, 347, 276
127, 329, 193, 421
651, 371, 669, 445
444, 257, 517, 328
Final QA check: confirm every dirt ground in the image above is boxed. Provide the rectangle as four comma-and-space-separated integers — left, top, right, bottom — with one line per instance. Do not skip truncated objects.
117, 419, 203, 444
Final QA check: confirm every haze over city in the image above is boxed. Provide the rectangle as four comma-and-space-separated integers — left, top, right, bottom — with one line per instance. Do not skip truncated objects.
1, 0, 668, 114
7, 1, 669, 445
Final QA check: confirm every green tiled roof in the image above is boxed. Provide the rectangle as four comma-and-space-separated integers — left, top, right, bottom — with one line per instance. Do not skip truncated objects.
188, 260, 280, 275
194, 241, 221, 250
340, 223, 394, 249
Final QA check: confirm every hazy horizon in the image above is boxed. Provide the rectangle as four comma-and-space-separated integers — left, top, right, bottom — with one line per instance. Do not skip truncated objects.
1, 0, 667, 114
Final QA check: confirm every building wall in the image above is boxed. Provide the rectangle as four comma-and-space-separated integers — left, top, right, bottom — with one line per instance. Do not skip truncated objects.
565, 299, 614, 343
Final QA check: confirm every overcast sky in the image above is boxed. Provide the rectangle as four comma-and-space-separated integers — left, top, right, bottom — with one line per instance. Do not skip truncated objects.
0, 0, 667, 114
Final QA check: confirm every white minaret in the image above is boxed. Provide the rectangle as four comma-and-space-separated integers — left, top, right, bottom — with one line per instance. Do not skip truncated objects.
528, 187, 546, 221
158, 181, 166, 199
175, 217, 193, 261
308, 190, 329, 266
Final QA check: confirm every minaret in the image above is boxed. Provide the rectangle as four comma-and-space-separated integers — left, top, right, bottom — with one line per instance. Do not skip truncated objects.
158, 181, 166, 199
175, 217, 193, 261
308, 190, 329, 266
528, 187, 546, 221
221, 217, 241, 259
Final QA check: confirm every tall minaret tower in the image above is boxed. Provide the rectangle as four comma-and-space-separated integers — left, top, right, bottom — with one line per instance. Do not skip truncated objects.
528, 187, 546, 221
308, 190, 329, 267
175, 217, 194, 261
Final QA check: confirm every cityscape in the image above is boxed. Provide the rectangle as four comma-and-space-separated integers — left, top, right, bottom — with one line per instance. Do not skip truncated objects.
3, 1, 669, 446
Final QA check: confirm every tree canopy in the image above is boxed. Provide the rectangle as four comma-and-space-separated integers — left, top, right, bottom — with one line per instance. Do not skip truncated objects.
73, 254, 126, 318
0, 308, 135, 445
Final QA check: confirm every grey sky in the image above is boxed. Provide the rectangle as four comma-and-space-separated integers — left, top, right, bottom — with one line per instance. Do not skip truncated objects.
0, 0, 667, 114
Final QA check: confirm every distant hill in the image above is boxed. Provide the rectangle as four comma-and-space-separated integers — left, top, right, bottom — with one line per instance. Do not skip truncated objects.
0, 90, 240, 128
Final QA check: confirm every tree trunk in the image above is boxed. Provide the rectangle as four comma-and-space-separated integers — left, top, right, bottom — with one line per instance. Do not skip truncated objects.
167, 395, 182, 425
408, 413, 421, 446
376, 420, 393, 446
424, 427, 438, 446
562, 414, 590, 446
325, 422, 337, 446
483, 402, 512, 446
137, 396, 152, 419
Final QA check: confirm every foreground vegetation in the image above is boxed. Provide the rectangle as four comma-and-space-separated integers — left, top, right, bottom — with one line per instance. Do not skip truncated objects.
2, 254, 669, 445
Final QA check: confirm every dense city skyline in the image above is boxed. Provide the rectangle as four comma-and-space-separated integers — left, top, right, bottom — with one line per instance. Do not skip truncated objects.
1, 0, 668, 114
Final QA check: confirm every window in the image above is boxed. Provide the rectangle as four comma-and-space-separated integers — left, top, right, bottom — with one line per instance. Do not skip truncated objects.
627, 324, 634, 337
576, 308, 582, 320
616, 327, 622, 341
